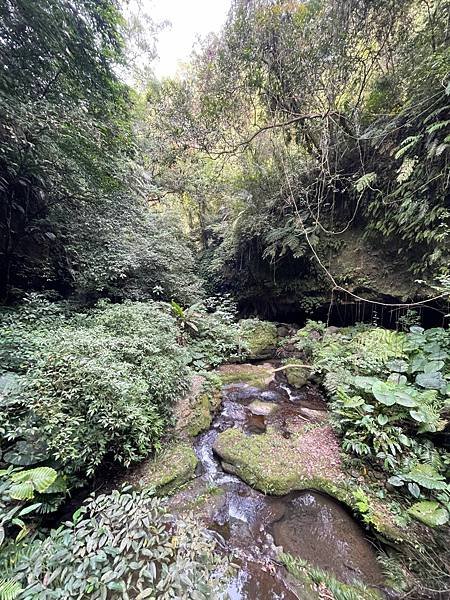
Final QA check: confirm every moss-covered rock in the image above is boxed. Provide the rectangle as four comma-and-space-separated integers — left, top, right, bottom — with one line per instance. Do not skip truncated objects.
283, 359, 311, 388
248, 400, 278, 416
213, 424, 406, 541
214, 424, 345, 496
174, 375, 221, 438
218, 362, 274, 388
132, 442, 198, 495
239, 319, 278, 359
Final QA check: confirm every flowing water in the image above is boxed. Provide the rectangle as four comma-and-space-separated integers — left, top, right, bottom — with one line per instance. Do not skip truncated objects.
168, 368, 385, 599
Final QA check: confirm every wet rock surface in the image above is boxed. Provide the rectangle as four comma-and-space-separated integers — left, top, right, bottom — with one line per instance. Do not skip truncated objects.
271, 491, 384, 586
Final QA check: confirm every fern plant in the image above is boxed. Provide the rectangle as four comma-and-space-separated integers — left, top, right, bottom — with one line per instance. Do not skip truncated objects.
0, 580, 22, 600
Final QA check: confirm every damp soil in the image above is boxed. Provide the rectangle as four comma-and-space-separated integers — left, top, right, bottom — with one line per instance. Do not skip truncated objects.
167, 366, 385, 599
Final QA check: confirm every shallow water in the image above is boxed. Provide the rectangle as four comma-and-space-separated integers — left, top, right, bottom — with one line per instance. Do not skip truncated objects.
169, 369, 384, 599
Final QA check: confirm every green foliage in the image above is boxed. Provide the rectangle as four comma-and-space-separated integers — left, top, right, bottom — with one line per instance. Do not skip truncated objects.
408, 500, 449, 527
10, 487, 231, 599
72, 205, 204, 304
6, 467, 57, 501
0, 0, 134, 298
0, 1, 201, 305
6, 301, 190, 479
0, 465, 64, 549
185, 310, 243, 370
0, 300, 191, 486
302, 322, 450, 525
0, 580, 21, 600
150, 0, 449, 311
0, 295, 242, 549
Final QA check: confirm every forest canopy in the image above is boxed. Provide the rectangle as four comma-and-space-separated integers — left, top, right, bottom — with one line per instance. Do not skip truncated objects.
1, 0, 449, 315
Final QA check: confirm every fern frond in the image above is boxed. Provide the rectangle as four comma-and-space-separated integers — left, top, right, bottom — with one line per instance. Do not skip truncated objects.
397, 158, 417, 183
394, 136, 420, 159
355, 172, 377, 192
0, 579, 22, 600
427, 120, 450, 134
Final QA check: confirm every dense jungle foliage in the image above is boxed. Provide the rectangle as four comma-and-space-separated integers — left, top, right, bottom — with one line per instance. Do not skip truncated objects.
0, 0, 449, 599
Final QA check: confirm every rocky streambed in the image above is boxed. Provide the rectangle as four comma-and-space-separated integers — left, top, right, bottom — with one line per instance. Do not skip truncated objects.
164, 363, 392, 599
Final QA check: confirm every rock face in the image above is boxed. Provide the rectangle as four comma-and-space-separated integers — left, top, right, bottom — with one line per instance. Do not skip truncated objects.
213, 423, 406, 541
284, 362, 311, 389
218, 362, 275, 388
239, 319, 278, 359
174, 375, 221, 438
248, 400, 279, 416
128, 442, 198, 495
213, 424, 345, 497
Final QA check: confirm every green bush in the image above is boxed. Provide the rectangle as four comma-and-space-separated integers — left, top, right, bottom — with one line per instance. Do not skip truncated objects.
11, 487, 231, 599
184, 299, 243, 369
1, 300, 191, 481
299, 322, 450, 522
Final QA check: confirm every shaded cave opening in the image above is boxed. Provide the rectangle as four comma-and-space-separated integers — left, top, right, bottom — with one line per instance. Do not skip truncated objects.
239, 292, 448, 330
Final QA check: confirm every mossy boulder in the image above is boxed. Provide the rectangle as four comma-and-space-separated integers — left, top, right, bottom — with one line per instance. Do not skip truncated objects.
239, 319, 278, 359
214, 424, 345, 497
283, 360, 311, 388
131, 442, 198, 495
213, 424, 406, 541
248, 400, 278, 416
174, 375, 221, 438
218, 362, 274, 389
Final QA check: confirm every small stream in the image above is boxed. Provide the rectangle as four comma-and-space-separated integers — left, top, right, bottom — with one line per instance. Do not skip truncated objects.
168, 368, 385, 599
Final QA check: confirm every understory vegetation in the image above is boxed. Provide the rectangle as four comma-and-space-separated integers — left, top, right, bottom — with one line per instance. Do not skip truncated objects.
297, 322, 449, 506
287, 321, 450, 594
1, 487, 231, 599
0, 0, 449, 598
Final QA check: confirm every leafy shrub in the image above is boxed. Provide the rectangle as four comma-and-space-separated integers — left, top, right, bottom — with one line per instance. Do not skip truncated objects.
1, 301, 191, 480
184, 302, 243, 369
0, 294, 67, 373
299, 322, 450, 522
72, 205, 205, 305
0, 465, 65, 548
11, 487, 231, 599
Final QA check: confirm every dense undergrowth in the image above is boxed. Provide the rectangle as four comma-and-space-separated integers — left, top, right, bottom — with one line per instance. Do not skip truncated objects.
286, 321, 450, 595
0, 295, 244, 572
0, 487, 231, 599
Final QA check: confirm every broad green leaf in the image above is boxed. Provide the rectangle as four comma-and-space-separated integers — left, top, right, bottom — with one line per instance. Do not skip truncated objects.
394, 390, 416, 407
9, 481, 34, 500
372, 381, 396, 406
415, 372, 446, 390
387, 476, 404, 487
406, 464, 447, 490
377, 414, 389, 426
387, 373, 407, 385
407, 482, 420, 498
422, 361, 444, 373
11, 467, 58, 493
386, 359, 408, 373
409, 408, 427, 422
353, 376, 380, 391
409, 326, 425, 334
408, 501, 449, 527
